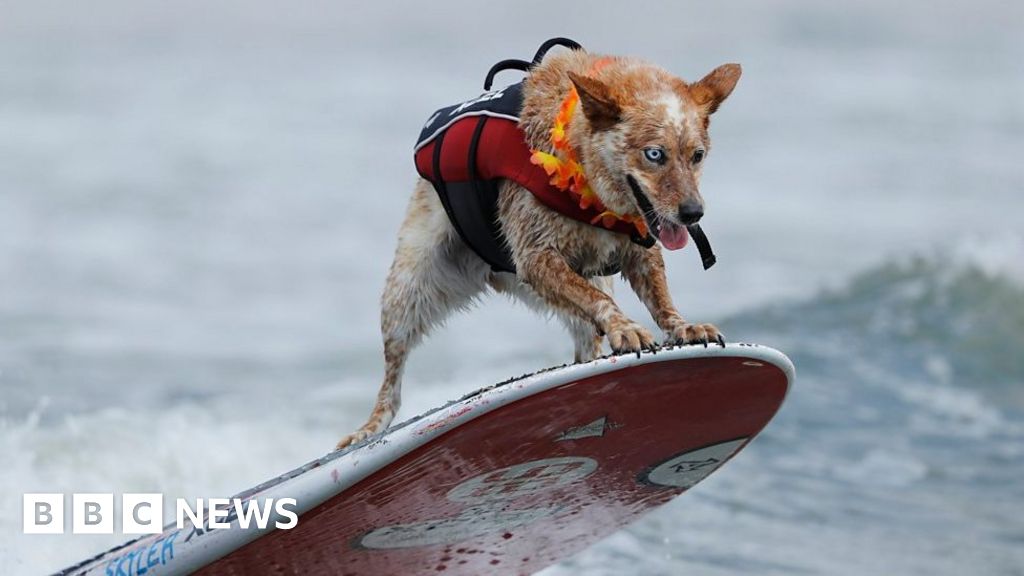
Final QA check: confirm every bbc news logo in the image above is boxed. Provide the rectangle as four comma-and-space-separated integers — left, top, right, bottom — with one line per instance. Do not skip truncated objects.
23, 494, 298, 534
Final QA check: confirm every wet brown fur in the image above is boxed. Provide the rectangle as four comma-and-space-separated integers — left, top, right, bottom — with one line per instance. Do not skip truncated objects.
337, 50, 741, 448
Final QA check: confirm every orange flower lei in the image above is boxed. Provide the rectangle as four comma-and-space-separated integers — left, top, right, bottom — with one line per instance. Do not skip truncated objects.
528, 59, 649, 237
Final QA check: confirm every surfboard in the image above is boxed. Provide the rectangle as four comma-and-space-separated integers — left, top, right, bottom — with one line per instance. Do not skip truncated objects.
61, 343, 792, 576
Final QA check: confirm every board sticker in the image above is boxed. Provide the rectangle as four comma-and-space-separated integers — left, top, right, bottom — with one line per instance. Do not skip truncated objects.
359, 505, 559, 549
556, 416, 622, 441
360, 457, 597, 549
447, 457, 597, 502
640, 439, 748, 489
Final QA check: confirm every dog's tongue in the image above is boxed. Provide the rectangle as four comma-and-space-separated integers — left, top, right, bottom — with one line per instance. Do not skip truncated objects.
658, 223, 690, 251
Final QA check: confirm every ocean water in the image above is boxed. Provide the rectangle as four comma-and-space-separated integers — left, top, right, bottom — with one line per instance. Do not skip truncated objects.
1, 1, 1022, 574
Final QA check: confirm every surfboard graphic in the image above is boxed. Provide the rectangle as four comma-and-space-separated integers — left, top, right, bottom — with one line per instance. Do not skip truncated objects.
61, 343, 792, 576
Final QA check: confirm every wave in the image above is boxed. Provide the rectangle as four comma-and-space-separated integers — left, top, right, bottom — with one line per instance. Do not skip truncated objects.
725, 249, 1024, 411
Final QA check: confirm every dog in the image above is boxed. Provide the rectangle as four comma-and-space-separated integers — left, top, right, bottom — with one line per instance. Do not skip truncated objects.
337, 46, 740, 449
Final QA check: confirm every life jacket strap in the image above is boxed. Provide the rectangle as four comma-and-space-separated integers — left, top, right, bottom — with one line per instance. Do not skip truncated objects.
687, 224, 717, 270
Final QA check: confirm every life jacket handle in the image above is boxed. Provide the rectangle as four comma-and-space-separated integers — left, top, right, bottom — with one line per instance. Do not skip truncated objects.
483, 38, 585, 90
531, 37, 584, 65
483, 59, 532, 91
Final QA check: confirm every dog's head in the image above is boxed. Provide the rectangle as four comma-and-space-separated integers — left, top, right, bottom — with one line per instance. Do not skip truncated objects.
568, 62, 741, 250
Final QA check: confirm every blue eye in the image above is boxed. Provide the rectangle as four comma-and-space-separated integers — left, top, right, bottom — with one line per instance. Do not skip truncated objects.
643, 147, 666, 164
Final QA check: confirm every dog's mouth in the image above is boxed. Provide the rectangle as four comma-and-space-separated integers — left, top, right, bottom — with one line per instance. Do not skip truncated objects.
626, 175, 689, 251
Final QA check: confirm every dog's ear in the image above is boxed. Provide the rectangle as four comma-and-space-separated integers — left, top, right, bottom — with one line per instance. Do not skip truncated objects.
690, 63, 741, 115
568, 71, 621, 130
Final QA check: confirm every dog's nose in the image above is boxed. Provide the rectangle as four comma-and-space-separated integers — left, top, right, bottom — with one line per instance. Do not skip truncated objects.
678, 201, 704, 225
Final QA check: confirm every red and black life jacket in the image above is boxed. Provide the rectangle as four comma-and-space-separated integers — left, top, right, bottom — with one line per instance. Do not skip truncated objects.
414, 80, 656, 273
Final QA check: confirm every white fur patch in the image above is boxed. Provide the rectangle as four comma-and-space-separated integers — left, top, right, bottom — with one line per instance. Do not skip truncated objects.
658, 92, 686, 133
658, 91, 700, 139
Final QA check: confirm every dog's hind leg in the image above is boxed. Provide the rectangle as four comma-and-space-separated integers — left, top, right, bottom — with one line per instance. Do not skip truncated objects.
336, 182, 488, 450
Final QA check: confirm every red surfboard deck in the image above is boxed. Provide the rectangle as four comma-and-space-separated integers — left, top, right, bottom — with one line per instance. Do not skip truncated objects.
63, 344, 792, 576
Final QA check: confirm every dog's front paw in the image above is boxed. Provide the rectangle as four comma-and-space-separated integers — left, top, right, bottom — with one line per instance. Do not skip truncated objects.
606, 318, 657, 356
666, 321, 726, 348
